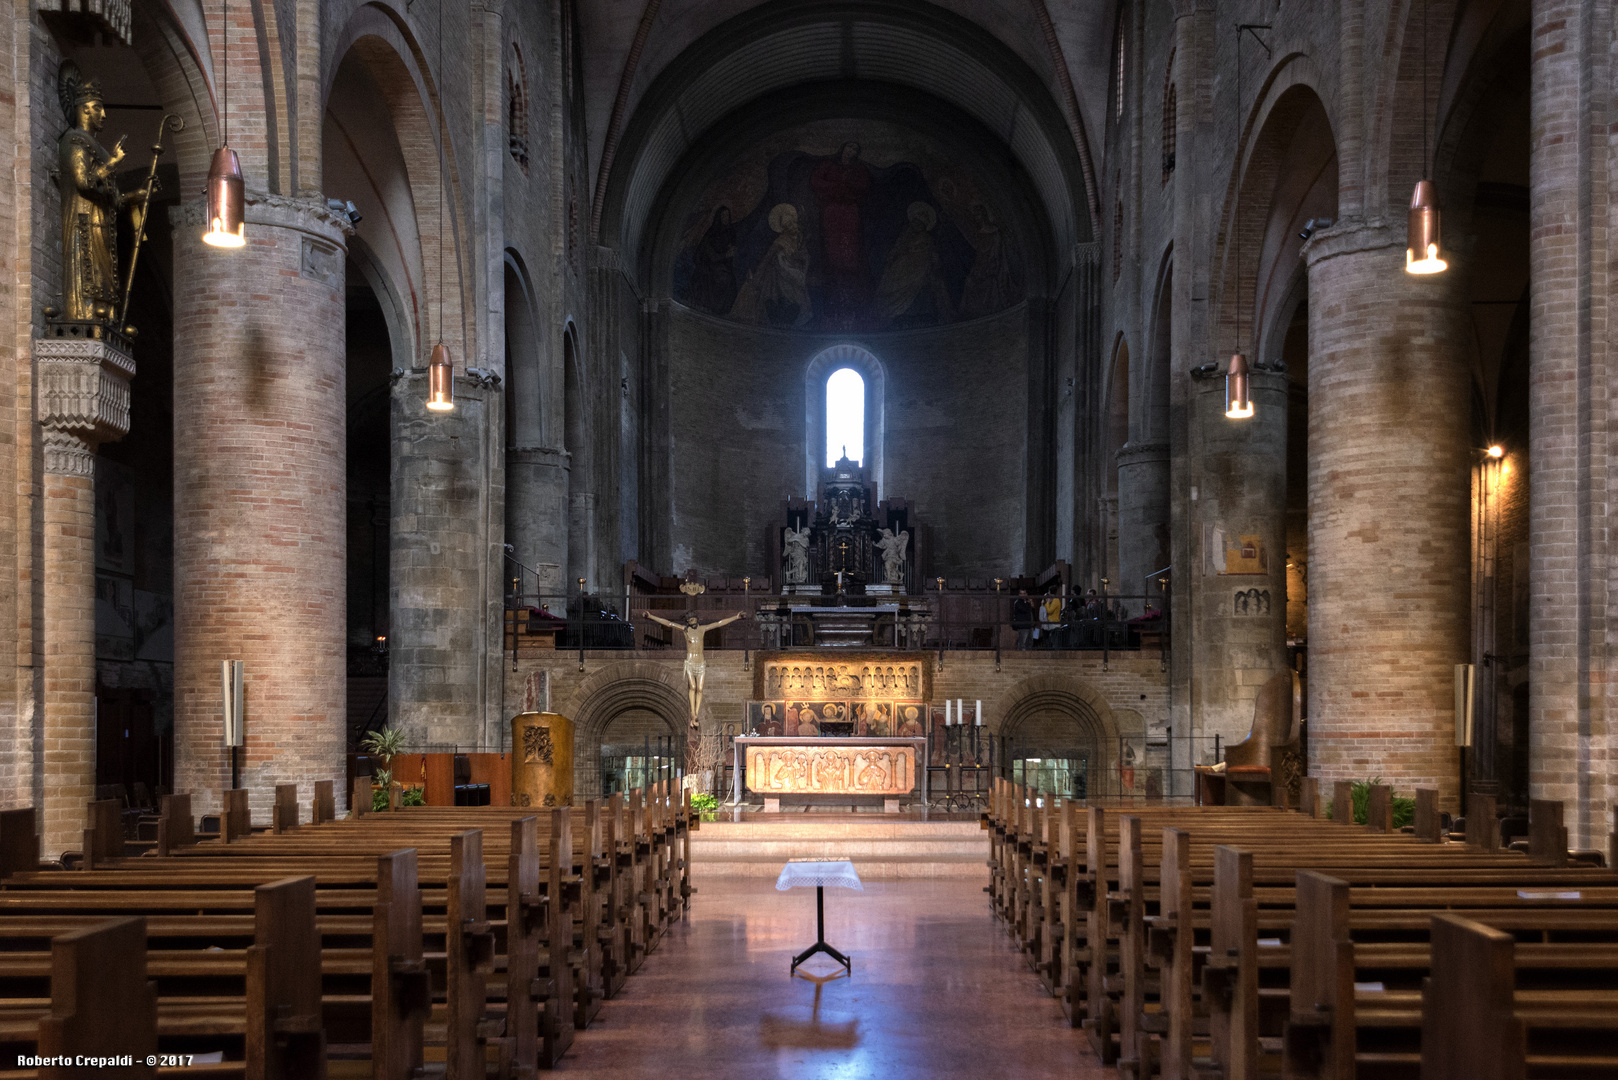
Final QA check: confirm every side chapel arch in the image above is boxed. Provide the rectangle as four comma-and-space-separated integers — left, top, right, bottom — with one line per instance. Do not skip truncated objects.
565, 663, 690, 797
997, 674, 1124, 797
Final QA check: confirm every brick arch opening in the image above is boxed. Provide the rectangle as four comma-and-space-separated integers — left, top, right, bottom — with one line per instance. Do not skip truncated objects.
999, 676, 1123, 798
567, 665, 689, 796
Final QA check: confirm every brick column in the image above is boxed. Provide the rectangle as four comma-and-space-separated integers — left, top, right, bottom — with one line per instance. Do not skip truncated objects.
1304, 223, 1471, 810
35, 333, 135, 857
170, 195, 349, 822
1528, 0, 1615, 848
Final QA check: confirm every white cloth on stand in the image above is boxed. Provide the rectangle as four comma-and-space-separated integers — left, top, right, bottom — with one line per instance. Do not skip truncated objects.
775, 860, 863, 891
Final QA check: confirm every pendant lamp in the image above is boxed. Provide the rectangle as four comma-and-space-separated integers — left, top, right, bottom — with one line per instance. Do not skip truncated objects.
424, 0, 455, 413
1405, 179, 1446, 274
202, 0, 245, 248
426, 342, 454, 411
203, 146, 245, 248
1405, 0, 1446, 275
1225, 351, 1253, 418
1225, 23, 1262, 421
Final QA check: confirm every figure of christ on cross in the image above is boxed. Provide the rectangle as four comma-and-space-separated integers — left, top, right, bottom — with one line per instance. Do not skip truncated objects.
640, 610, 746, 763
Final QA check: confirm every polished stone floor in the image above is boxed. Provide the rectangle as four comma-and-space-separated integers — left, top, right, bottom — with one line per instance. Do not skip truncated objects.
555, 877, 1109, 1078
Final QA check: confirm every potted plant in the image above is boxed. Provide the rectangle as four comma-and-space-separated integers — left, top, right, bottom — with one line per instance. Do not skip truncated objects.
690, 792, 719, 822
360, 727, 408, 812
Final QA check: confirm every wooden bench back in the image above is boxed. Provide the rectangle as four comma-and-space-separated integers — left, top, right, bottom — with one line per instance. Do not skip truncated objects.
37, 917, 156, 1079
248, 875, 325, 1078
1421, 914, 1525, 1080
1, 806, 38, 879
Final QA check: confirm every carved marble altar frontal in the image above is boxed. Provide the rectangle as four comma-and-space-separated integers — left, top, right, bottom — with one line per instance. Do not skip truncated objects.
742, 738, 922, 796
755, 651, 932, 703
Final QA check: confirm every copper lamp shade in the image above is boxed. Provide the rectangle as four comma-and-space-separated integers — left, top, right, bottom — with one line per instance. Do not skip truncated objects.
203, 146, 246, 248
1405, 179, 1447, 274
1225, 351, 1253, 419
426, 342, 455, 412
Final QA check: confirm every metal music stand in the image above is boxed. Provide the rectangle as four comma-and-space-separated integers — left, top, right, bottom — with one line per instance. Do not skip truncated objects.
776, 860, 861, 977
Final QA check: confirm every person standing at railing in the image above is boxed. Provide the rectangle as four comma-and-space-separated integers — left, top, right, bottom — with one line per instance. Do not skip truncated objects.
1040, 594, 1063, 649
1083, 589, 1105, 648
1012, 589, 1036, 650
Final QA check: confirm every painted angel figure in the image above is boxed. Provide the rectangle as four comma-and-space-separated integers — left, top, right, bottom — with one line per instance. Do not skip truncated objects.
783, 525, 811, 584
640, 609, 745, 728
876, 527, 909, 585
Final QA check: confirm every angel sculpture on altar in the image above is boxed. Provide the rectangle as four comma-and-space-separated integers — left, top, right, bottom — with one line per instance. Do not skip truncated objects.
783, 524, 811, 584
876, 527, 909, 585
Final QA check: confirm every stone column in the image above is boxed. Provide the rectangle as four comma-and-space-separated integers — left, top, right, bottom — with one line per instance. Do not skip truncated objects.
1116, 441, 1170, 613
1189, 369, 1289, 748
170, 196, 350, 822
35, 330, 134, 856
1528, 0, 1616, 849
391, 371, 506, 749
506, 445, 570, 599
1304, 223, 1471, 810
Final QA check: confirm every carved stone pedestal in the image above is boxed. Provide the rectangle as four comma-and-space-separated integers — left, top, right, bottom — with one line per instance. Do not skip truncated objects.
35, 330, 135, 857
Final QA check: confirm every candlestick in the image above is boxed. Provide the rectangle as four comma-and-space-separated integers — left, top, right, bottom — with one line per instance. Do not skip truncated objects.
976, 699, 982, 726
944, 699, 952, 726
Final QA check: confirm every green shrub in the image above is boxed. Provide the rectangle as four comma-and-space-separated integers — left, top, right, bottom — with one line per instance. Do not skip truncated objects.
690, 792, 719, 821
401, 786, 426, 807
1322, 777, 1416, 828
372, 786, 389, 813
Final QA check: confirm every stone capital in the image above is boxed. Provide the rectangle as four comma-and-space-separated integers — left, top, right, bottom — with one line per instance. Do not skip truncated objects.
169, 191, 352, 247
508, 445, 572, 469
41, 428, 95, 478
34, 334, 136, 462
1301, 218, 1401, 268
1117, 441, 1170, 467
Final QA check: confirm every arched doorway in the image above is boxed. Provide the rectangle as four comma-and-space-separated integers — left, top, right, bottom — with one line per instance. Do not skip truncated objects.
1000, 677, 1124, 799
566, 663, 689, 797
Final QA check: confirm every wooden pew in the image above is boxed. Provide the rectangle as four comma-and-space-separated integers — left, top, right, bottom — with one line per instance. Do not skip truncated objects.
37, 918, 156, 1079
1421, 912, 1618, 1080
988, 793, 1615, 1079
152, 804, 590, 1041
0, 875, 328, 1078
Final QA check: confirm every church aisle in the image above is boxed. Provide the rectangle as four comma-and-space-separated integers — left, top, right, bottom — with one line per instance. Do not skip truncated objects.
554, 877, 1108, 1078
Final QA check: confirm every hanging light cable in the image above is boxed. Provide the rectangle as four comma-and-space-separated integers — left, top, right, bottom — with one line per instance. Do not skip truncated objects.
203, 0, 245, 248
1406, 0, 1447, 274
1226, 25, 1254, 420
426, 0, 455, 412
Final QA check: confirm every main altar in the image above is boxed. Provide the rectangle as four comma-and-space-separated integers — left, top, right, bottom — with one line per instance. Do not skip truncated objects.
735, 651, 937, 803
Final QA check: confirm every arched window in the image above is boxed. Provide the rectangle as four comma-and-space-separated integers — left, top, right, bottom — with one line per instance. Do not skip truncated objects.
804, 344, 884, 497
825, 367, 865, 466
507, 44, 530, 173
1161, 50, 1176, 185
1114, 23, 1126, 120
1113, 195, 1125, 281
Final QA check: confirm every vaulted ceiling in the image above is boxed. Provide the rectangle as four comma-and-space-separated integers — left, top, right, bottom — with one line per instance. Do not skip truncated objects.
585, 0, 1111, 265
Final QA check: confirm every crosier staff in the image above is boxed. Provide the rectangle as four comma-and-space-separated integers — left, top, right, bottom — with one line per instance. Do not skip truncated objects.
117, 113, 183, 331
